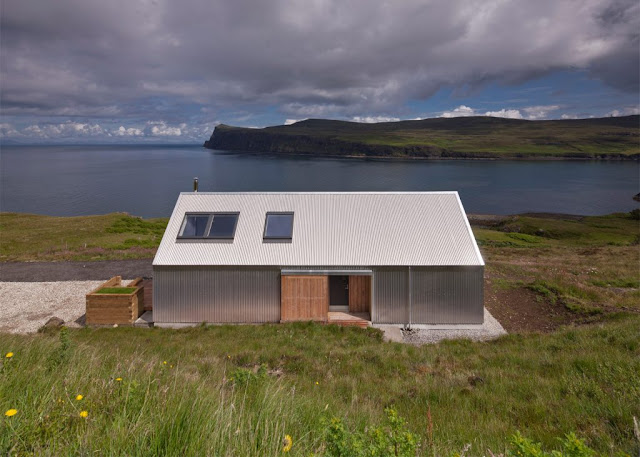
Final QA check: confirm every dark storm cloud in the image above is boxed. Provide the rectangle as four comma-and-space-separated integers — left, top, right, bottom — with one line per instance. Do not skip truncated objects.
1, 0, 638, 125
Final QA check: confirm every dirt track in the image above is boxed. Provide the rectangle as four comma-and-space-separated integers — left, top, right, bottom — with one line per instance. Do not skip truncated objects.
0, 259, 153, 282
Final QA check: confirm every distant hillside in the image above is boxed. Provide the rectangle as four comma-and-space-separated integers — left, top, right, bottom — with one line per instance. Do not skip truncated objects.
204, 115, 640, 159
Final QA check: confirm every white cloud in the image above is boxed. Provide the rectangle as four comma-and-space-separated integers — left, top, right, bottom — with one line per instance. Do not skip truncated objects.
21, 121, 105, 138
523, 105, 560, 120
146, 121, 182, 136
561, 113, 579, 119
115, 126, 144, 136
606, 106, 640, 117
1, 120, 214, 142
0, 123, 21, 138
284, 119, 304, 125
351, 116, 400, 123
440, 105, 524, 119
484, 109, 523, 119
440, 105, 476, 118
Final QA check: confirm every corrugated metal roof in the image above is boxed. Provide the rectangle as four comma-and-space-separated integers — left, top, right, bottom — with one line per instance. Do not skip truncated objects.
153, 192, 484, 267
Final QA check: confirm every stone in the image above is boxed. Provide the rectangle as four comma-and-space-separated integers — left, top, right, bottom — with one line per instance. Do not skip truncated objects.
39, 316, 64, 331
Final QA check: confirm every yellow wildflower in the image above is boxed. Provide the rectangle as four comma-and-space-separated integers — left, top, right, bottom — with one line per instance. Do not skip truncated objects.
5, 352, 13, 359
282, 434, 293, 453
315, 381, 319, 385
5, 409, 17, 417
76, 395, 83, 401
79, 411, 88, 418
163, 361, 167, 365
115, 377, 122, 382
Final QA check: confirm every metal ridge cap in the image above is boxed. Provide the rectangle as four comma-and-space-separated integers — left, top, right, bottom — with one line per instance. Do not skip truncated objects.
177, 191, 461, 196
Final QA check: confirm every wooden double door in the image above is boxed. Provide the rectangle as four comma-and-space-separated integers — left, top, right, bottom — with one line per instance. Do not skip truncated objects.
280, 274, 371, 322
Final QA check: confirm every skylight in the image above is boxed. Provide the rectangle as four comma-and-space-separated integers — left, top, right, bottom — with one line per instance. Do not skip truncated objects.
180, 214, 210, 237
208, 213, 239, 239
263, 212, 294, 241
178, 213, 239, 240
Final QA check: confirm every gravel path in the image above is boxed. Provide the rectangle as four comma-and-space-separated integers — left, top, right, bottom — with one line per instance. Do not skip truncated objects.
1, 281, 106, 333
401, 308, 507, 345
0, 259, 153, 282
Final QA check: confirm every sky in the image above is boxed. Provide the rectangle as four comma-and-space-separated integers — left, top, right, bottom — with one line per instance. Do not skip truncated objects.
1, 0, 639, 144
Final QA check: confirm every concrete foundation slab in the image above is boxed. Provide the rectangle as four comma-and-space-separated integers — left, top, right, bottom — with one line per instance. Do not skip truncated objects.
153, 322, 199, 329
374, 308, 507, 345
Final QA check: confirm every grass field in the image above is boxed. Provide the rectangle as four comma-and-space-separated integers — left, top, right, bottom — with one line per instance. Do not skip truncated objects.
1, 210, 638, 454
0, 212, 168, 262
1, 315, 639, 455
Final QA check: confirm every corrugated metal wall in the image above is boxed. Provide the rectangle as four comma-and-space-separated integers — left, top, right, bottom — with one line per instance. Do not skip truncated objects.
372, 267, 483, 324
410, 267, 484, 324
153, 267, 280, 323
154, 265, 483, 325
373, 269, 408, 324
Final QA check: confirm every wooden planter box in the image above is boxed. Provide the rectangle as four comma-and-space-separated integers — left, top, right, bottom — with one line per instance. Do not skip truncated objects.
86, 276, 145, 325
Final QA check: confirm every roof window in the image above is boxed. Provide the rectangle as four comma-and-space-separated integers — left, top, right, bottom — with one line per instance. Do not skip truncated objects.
178, 213, 239, 240
208, 213, 239, 239
263, 212, 294, 242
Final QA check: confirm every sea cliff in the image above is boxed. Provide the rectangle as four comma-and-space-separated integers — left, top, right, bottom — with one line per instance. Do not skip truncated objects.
204, 115, 640, 160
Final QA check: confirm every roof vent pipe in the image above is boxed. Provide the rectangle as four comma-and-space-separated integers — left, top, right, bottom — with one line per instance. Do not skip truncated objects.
193, 177, 198, 192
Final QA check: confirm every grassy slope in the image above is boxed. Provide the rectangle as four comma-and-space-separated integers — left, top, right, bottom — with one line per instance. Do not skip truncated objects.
0, 213, 168, 262
1, 212, 638, 453
474, 212, 640, 314
210, 115, 640, 158
1, 316, 639, 455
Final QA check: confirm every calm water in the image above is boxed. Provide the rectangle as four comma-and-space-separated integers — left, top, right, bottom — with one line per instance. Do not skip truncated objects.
1, 144, 638, 217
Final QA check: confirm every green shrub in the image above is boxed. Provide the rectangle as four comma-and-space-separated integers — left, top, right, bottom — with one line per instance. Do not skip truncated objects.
105, 216, 167, 236
228, 365, 267, 386
505, 233, 542, 244
54, 326, 72, 367
507, 431, 595, 457
323, 407, 419, 457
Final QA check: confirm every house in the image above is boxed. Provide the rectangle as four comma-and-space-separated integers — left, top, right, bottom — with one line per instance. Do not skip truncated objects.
152, 192, 484, 327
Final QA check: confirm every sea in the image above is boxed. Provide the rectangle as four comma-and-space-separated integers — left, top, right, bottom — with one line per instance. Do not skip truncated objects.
1, 144, 638, 218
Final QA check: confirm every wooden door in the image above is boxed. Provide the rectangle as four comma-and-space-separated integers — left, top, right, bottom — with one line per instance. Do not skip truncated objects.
281, 275, 329, 322
348, 275, 371, 313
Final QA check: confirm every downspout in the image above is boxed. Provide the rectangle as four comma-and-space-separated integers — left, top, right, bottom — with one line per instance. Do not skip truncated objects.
408, 266, 412, 330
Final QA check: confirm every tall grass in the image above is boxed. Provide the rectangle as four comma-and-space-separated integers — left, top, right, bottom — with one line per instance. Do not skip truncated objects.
1, 316, 639, 455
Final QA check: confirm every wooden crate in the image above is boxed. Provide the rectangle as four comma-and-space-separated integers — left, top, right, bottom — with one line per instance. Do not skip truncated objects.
86, 276, 145, 325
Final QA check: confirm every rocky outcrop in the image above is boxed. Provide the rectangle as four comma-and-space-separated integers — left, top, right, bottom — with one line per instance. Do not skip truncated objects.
204, 125, 452, 158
